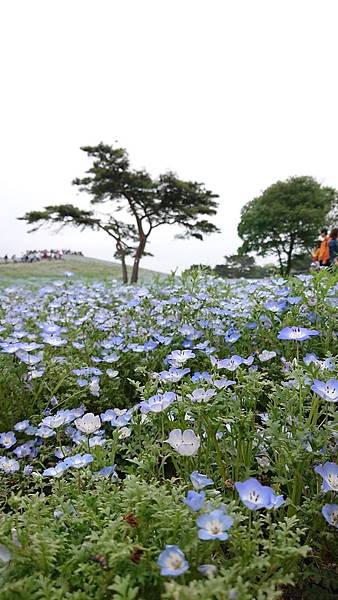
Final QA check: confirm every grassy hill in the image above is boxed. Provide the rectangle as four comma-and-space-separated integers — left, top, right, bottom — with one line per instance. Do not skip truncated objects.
0, 255, 164, 284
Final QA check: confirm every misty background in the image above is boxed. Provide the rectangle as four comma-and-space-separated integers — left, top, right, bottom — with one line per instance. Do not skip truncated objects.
1, 0, 338, 273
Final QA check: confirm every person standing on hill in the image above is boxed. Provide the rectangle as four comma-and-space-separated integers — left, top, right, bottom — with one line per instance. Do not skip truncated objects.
328, 228, 338, 266
318, 227, 330, 266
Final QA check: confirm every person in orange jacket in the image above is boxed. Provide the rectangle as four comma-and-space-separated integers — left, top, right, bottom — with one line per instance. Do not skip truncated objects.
318, 227, 330, 266
311, 239, 322, 269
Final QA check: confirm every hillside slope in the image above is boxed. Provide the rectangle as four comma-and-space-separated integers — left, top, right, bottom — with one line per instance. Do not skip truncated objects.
0, 255, 163, 282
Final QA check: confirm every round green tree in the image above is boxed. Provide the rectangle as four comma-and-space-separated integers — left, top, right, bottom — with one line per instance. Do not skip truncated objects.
237, 176, 337, 275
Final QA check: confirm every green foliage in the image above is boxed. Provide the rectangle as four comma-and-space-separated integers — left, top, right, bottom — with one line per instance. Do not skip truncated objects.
0, 478, 309, 600
237, 176, 337, 275
214, 254, 277, 279
0, 270, 338, 598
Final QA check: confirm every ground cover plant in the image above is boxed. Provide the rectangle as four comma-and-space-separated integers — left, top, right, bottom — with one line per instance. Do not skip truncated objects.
0, 269, 337, 599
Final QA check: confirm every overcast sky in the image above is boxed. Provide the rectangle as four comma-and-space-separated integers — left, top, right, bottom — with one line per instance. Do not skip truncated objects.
1, 0, 338, 273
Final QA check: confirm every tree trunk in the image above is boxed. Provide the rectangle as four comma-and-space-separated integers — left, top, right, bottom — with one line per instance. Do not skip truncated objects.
276, 248, 285, 276
285, 239, 295, 276
121, 254, 128, 284
130, 237, 146, 284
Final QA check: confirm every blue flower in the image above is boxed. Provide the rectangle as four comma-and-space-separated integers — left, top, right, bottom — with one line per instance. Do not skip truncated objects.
215, 355, 254, 371
35, 426, 56, 438
311, 379, 338, 403
166, 349, 196, 366
139, 392, 176, 414
0, 457, 20, 473
224, 328, 241, 343
14, 419, 30, 432
277, 326, 319, 341
93, 465, 117, 479
64, 453, 93, 469
263, 299, 287, 313
196, 508, 233, 541
304, 353, 320, 367
13, 441, 37, 458
213, 378, 235, 390
258, 350, 277, 362
322, 504, 338, 528
314, 462, 338, 492
182, 490, 205, 511
43, 462, 69, 478
190, 471, 213, 490
0, 544, 11, 563
158, 368, 190, 383
186, 388, 216, 403
0, 431, 16, 449
235, 478, 285, 510
157, 545, 189, 576
23, 465, 33, 476
198, 564, 218, 577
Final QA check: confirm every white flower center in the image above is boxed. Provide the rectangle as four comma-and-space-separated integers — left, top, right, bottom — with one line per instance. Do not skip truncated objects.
167, 554, 183, 570
327, 474, 338, 490
331, 510, 338, 526
206, 519, 222, 535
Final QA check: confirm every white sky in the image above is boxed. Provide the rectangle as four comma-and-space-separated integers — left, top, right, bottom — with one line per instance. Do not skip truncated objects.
1, 0, 338, 273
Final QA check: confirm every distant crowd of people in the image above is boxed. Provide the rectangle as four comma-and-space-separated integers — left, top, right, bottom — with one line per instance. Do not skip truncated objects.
1, 249, 83, 264
311, 227, 338, 269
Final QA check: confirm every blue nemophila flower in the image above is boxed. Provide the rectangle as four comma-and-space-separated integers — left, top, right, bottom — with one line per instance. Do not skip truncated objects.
0, 544, 11, 563
182, 490, 205, 511
106, 369, 119, 378
166, 349, 196, 366
311, 379, 338, 403
235, 478, 285, 510
314, 462, 338, 492
304, 353, 320, 367
64, 453, 93, 469
191, 371, 212, 383
139, 392, 176, 414
224, 328, 241, 343
277, 326, 319, 341
16, 350, 43, 365
186, 388, 216, 403
213, 377, 235, 390
94, 465, 117, 479
43, 462, 69, 478
0, 431, 16, 449
158, 367, 190, 382
39, 322, 63, 335
322, 504, 338, 528
196, 508, 233, 541
35, 426, 56, 439
190, 471, 213, 490
157, 545, 189, 576
14, 441, 38, 458
14, 419, 30, 432
198, 564, 218, 577
263, 299, 287, 313
75, 413, 101, 434
212, 355, 254, 371
0, 457, 20, 473
165, 429, 200, 456
41, 334, 67, 347
258, 350, 277, 362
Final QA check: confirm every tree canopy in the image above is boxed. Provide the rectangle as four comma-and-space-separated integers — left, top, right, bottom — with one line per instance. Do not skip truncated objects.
20, 143, 220, 283
214, 254, 276, 279
237, 176, 337, 275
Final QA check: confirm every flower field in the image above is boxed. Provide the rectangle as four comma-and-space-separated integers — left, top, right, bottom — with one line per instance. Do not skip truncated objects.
0, 270, 337, 600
